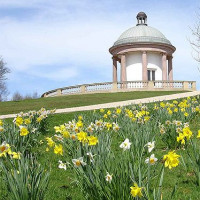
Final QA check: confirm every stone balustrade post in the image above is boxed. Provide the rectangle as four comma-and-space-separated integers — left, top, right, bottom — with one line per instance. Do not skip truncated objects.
148, 81, 154, 90
183, 81, 189, 90
57, 89, 62, 96
81, 85, 86, 93
112, 82, 118, 92
192, 81, 196, 91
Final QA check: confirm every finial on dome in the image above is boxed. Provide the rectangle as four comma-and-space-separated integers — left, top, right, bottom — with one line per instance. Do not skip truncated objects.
136, 12, 147, 26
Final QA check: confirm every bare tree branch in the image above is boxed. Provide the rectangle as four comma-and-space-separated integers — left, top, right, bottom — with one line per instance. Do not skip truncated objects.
0, 57, 10, 101
190, 10, 200, 63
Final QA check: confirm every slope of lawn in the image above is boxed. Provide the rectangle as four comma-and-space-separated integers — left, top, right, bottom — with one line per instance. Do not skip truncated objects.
0, 91, 187, 115
1, 95, 200, 200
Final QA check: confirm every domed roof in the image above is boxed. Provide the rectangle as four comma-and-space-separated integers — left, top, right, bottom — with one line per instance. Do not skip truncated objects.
113, 12, 172, 47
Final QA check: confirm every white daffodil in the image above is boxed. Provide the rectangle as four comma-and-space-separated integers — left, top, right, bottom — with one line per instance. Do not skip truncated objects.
145, 154, 158, 165
54, 134, 64, 142
119, 138, 132, 151
58, 160, 67, 170
72, 157, 86, 167
105, 172, 113, 183
0, 141, 8, 152
86, 152, 96, 163
113, 123, 120, 132
146, 141, 155, 153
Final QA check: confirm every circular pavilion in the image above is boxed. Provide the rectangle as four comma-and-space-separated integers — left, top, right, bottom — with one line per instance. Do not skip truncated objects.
41, 12, 196, 98
109, 12, 176, 82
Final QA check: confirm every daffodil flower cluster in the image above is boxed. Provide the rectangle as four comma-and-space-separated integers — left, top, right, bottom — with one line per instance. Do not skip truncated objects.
0, 141, 21, 159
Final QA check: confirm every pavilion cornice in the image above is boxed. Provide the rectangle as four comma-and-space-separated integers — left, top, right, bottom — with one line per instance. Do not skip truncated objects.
109, 42, 176, 56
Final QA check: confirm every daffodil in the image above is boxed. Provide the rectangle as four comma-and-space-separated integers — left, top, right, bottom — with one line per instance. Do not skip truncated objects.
146, 141, 155, 153
183, 127, 192, 140
0, 142, 11, 157
20, 126, 29, 136
163, 151, 180, 169
119, 138, 132, 151
77, 131, 88, 143
62, 131, 70, 138
130, 183, 143, 198
46, 137, 55, 147
24, 118, 31, 125
12, 152, 21, 159
177, 133, 185, 145
197, 130, 200, 139
54, 134, 63, 142
87, 136, 98, 146
145, 154, 158, 165
54, 144, 63, 155
0, 120, 3, 126
87, 152, 96, 163
15, 116, 23, 126
105, 172, 112, 183
72, 157, 86, 167
58, 160, 67, 170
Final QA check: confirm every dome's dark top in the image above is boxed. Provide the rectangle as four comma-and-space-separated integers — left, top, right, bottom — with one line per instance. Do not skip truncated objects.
136, 12, 147, 18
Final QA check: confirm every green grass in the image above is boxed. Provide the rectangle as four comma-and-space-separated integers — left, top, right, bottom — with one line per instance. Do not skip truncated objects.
37, 110, 200, 200
0, 91, 187, 115
1, 96, 200, 200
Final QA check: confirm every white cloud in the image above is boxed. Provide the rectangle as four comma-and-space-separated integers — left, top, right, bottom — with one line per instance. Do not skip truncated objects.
0, 0, 199, 94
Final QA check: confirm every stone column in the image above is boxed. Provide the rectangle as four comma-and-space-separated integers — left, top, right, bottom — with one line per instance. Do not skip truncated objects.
120, 54, 126, 82
112, 56, 117, 82
142, 51, 147, 81
162, 53, 167, 81
168, 56, 173, 81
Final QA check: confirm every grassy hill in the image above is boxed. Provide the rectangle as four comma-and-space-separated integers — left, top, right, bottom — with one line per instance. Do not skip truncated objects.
0, 91, 187, 115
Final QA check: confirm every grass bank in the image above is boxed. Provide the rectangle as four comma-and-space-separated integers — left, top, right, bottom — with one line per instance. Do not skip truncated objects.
0, 91, 187, 115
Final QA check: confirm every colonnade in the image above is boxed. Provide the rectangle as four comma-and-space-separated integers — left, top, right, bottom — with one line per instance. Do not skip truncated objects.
112, 52, 173, 82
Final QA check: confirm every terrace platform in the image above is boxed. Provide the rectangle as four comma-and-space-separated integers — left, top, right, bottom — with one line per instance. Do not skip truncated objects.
42, 81, 196, 97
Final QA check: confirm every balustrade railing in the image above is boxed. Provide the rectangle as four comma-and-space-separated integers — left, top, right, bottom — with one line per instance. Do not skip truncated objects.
42, 81, 196, 97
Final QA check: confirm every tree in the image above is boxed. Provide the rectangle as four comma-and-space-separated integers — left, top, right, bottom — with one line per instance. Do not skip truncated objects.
190, 12, 200, 64
0, 58, 10, 101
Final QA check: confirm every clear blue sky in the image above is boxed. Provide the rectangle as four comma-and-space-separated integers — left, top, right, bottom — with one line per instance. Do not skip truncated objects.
0, 0, 199, 98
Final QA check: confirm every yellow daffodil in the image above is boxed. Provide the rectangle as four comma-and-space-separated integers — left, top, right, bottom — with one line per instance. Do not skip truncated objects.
130, 183, 143, 198
163, 151, 180, 169
54, 144, 63, 155
177, 133, 185, 145
87, 136, 98, 146
183, 127, 192, 140
116, 108, 122, 114
46, 137, 55, 147
77, 131, 88, 143
100, 108, 104, 113
20, 127, 29, 136
36, 117, 42, 123
15, 117, 23, 126
62, 131, 70, 138
107, 110, 111, 115
76, 121, 83, 128
24, 118, 31, 125
12, 152, 21, 159
197, 130, 200, 139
